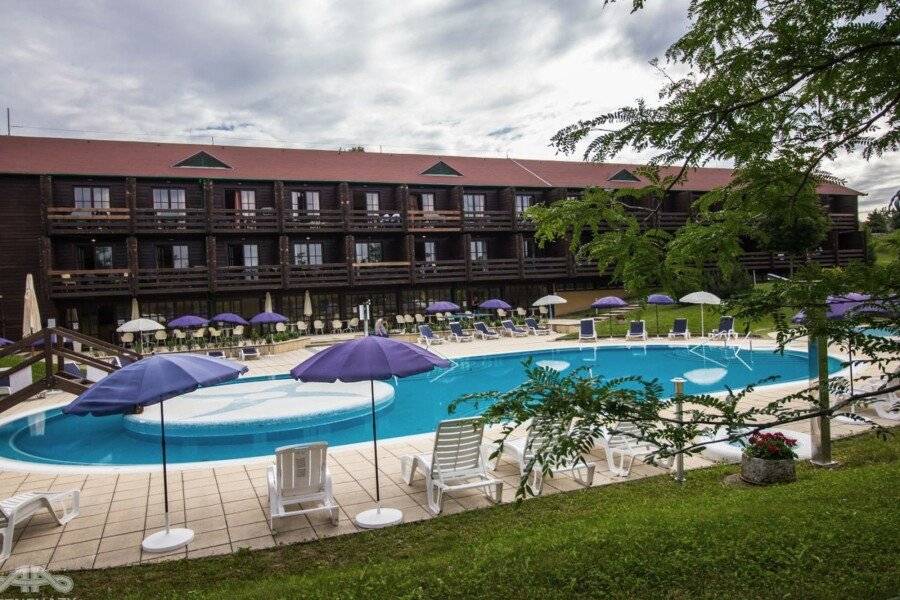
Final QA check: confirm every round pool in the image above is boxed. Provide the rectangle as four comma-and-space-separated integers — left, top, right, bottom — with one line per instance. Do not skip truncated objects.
0, 345, 842, 468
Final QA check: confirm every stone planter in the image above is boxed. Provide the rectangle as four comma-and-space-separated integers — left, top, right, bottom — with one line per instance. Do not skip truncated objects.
740, 454, 796, 485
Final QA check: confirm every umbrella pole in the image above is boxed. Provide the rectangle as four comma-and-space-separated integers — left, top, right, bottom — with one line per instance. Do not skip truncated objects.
353, 377, 401, 529
655, 305, 660, 338
701, 305, 705, 338
370, 379, 381, 506
160, 401, 170, 534
608, 313, 613, 338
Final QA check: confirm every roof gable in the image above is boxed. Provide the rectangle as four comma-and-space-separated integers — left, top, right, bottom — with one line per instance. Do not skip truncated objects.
421, 160, 462, 176
173, 151, 231, 169
608, 168, 641, 182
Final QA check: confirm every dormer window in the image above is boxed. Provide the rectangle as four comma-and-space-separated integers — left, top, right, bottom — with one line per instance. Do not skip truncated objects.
608, 168, 641, 182
421, 161, 462, 176
173, 151, 231, 169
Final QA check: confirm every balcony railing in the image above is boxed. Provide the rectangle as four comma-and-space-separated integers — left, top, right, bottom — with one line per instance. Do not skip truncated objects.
413, 259, 466, 283
462, 210, 513, 231
133, 208, 207, 233
469, 258, 520, 280
523, 256, 568, 278
288, 263, 349, 287
829, 213, 857, 230
210, 209, 278, 232
837, 248, 865, 264
46, 207, 131, 234
407, 210, 461, 231
348, 210, 403, 231
216, 265, 282, 290
352, 261, 410, 284
137, 267, 209, 292
283, 209, 345, 232
658, 212, 690, 230
515, 212, 535, 230
48, 269, 131, 297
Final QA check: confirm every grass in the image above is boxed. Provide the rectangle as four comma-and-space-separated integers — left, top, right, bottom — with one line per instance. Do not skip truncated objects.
872, 230, 900, 266
0, 353, 46, 380
67, 430, 899, 599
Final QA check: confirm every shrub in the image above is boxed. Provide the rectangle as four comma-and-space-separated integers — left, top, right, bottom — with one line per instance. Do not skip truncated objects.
744, 432, 798, 460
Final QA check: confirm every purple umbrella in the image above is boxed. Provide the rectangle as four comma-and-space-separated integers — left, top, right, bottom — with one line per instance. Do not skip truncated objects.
167, 315, 209, 329
425, 301, 460, 314
291, 336, 450, 528
249, 311, 289, 325
647, 294, 675, 337
478, 298, 512, 311
0, 337, 12, 347
64, 354, 247, 553
210, 313, 249, 326
592, 296, 627, 337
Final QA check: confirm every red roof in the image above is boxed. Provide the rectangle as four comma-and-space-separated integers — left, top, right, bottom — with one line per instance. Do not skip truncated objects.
0, 136, 860, 195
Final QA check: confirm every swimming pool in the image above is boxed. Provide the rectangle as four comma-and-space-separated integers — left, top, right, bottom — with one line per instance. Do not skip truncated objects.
0, 345, 841, 468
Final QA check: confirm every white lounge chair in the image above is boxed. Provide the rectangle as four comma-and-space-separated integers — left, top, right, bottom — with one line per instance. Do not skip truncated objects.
448, 322, 473, 342
709, 316, 737, 340
501, 319, 528, 337
267, 442, 338, 531
418, 325, 445, 346
207, 349, 226, 359
239, 346, 260, 360
601, 422, 673, 477
0, 490, 80, 560
491, 418, 595, 495
625, 320, 648, 341
578, 318, 597, 343
855, 372, 900, 421
668, 318, 690, 339
524, 317, 550, 335
400, 417, 503, 514
474, 321, 500, 340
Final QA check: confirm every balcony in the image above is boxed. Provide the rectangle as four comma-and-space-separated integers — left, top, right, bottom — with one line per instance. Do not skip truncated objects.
523, 257, 568, 278
658, 212, 690, 230
283, 209, 345, 232
210, 209, 278, 233
469, 258, 520, 280
515, 213, 535, 231
134, 208, 207, 233
216, 265, 282, 290
352, 261, 410, 284
348, 210, 403, 232
288, 263, 349, 288
407, 210, 461, 232
462, 210, 513, 231
46, 207, 131, 234
837, 248, 865, 264
48, 269, 131, 297
829, 213, 857, 230
738, 251, 775, 270
137, 267, 209, 293
413, 260, 466, 283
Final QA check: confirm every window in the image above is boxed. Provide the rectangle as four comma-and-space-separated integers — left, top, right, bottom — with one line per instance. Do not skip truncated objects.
232, 190, 256, 211
421, 193, 435, 212
463, 194, 485, 215
74, 187, 110, 209
515, 194, 532, 215
566, 194, 579, 201
424, 241, 437, 263
355, 241, 382, 263
470, 240, 486, 261
153, 189, 186, 215
365, 192, 380, 213
291, 191, 320, 214
522, 238, 535, 259
294, 242, 323, 265
173, 245, 189, 269
77, 244, 113, 269
242, 244, 259, 267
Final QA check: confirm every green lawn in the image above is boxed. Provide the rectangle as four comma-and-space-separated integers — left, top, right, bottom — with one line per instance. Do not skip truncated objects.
0, 353, 46, 380
68, 430, 899, 599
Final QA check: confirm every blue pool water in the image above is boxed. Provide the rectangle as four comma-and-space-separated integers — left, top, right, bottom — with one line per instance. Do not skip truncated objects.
0, 346, 841, 467
857, 327, 896, 339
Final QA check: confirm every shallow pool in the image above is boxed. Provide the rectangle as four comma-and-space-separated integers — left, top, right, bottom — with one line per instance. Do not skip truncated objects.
0, 345, 841, 467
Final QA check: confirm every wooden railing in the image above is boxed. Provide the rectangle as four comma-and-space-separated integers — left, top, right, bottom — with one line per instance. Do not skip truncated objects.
137, 267, 209, 292
210, 208, 279, 232
348, 210, 403, 231
829, 213, 857, 230
413, 260, 466, 282
216, 265, 283, 290
407, 210, 461, 231
469, 258, 520, 280
48, 269, 132, 296
133, 208, 207, 233
462, 210, 513, 231
46, 207, 131, 234
283, 209, 345, 232
523, 256, 568, 278
352, 261, 410, 283
515, 212, 535, 230
837, 248, 865, 264
288, 263, 349, 287
658, 212, 690, 229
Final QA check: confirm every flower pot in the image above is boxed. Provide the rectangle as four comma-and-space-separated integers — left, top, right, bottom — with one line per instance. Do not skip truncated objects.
741, 454, 796, 485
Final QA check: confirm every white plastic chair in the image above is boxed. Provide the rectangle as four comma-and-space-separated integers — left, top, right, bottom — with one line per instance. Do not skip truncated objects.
400, 417, 502, 514
297, 321, 308, 336
331, 319, 344, 333
267, 442, 338, 531
348, 317, 359, 331
0, 490, 80, 560
275, 322, 286, 332
313, 320, 325, 335
120, 332, 134, 348
601, 422, 673, 477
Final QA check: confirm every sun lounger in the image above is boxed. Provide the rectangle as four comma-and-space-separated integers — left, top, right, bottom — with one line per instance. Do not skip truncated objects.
501, 320, 528, 337
418, 325, 445, 346
474, 321, 500, 340
524, 317, 550, 335
400, 417, 502, 514
448, 322, 473, 342
579, 319, 597, 343
625, 320, 647, 341
268, 442, 338, 531
709, 316, 737, 340
0, 490, 80, 560
239, 346, 261, 360
601, 422, 673, 477
207, 350, 227, 359
668, 318, 690, 339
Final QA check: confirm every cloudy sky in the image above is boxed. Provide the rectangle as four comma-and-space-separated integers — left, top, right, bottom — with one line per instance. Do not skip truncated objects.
0, 0, 895, 212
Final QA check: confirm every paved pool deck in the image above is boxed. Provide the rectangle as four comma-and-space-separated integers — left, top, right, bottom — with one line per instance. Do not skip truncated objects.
0, 333, 893, 572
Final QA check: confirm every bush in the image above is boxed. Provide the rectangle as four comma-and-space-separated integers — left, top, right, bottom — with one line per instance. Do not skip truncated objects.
745, 432, 798, 460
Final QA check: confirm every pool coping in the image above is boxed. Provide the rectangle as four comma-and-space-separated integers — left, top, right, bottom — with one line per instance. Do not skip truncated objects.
0, 341, 852, 474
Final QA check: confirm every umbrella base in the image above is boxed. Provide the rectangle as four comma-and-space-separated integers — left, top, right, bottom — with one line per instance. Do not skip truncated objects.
142, 528, 194, 552
355, 507, 403, 529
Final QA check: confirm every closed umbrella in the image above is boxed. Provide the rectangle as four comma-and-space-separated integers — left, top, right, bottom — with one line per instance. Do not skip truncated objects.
592, 296, 627, 337
303, 290, 313, 318
679, 291, 721, 337
264, 292, 273, 314
64, 354, 247, 552
647, 294, 675, 337
532, 294, 567, 318
425, 301, 460, 314
131, 298, 140, 321
291, 337, 449, 528
22, 273, 41, 338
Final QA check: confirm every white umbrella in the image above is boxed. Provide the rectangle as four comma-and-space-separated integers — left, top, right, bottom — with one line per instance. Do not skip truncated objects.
131, 298, 140, 320
303, 290, 313, 318
117, 318, 164, 333
532, 294, 567, 319
22, 273, 41, 337
265, 292, 273, 313
679, 291, 721, 337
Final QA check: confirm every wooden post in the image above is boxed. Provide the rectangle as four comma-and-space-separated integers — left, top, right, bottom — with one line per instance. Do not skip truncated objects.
203, 179, 214, 233
39, 175, 52, 236
274, 181, 285, 233
405, 234, 415, 284
126, 236, 138, 296
463, 233, 472, 281
125, 177, 137, 234
338, 183, 351, 233
279, 235, 290, 289
206, 236, 218, 293
346, 234, 355, 285
397, 185, 409, 233
515, 233, 525, 278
